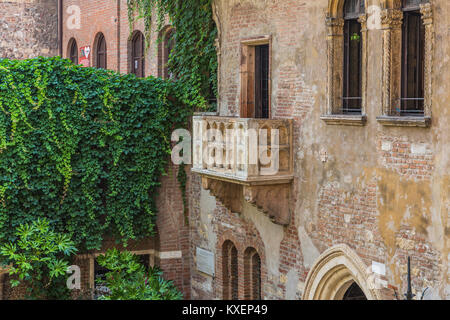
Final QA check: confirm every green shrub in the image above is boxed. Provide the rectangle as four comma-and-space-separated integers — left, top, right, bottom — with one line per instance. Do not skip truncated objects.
0, 218, 77, 300
0, 57, 191, 250
95, 248, 183, 300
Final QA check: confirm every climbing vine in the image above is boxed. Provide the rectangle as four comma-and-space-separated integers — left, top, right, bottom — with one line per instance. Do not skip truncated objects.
127, 0, 218, 110
0, 57, 191, 251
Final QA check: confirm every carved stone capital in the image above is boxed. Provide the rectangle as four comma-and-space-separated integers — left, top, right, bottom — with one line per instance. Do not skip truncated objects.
420, 3, 433, 25
358, 13, 368, 31
326, 17, 344, 36
381, 9, 403, 29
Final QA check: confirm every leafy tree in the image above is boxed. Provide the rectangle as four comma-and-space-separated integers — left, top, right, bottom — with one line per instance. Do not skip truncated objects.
0, 218, 77, 299
96, 248, 183, 300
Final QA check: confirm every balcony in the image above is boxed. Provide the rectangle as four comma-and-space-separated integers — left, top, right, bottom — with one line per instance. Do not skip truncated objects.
192, 115, 294, 225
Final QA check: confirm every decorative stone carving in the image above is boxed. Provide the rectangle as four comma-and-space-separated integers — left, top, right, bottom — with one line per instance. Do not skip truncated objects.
325, 17, 345, 116
243, 184, 290, 225
323, 9, 368, 126
193, 116, 294, 225
377, 3, 434, 127
303, 244, 383, 300
201, 177, 291, 225
420, 2, 434, 118
380, 8, 403, 117
202, 177, 243, 214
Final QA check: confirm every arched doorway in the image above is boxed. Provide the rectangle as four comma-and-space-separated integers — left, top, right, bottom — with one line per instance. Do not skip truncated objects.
303, 244, 381, 300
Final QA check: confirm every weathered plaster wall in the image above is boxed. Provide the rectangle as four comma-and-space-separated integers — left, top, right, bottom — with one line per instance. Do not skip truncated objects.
0, 0, 58, 59
190, 0, 448, 300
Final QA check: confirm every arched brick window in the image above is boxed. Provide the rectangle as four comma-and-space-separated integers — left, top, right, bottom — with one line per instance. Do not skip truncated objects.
222, 240, 238, 300
158, 27, 176, 79
244, 247, 261, 300
131, 31, 145, 77
95, 33, 107, 69
68, 38, 78, 65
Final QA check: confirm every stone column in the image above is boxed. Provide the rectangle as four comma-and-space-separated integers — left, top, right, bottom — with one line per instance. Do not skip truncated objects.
326, 17, 344, 115
359, 13, 368, 115
420, 3, 434, 117
381, 8, 403, 116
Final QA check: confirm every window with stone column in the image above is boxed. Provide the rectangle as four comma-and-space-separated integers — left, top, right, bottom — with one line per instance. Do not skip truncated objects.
321, 0, 368, 126
377, 0, 433, 127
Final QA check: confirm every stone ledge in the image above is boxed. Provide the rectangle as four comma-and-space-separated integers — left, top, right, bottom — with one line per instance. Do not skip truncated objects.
320, 114, 367, 126
191, 168, 294, 186
376, 115, 431, 127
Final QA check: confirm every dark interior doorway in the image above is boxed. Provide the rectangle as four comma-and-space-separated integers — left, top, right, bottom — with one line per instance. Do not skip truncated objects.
342, 282, 367, 300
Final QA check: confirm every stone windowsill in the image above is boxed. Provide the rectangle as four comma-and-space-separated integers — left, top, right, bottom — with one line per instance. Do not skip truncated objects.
376, 115, 431, 128
320, 114, 367, 126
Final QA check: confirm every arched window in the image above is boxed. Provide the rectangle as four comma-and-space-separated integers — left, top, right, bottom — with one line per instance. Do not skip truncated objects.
158, 27, 176, 79
222, 241, 238, 300
401, 0, 426, 115
377, 0, 432, 125
322, 0, 368, 125
95, 33, 107, 69
244, 248, 261, 300
131, 31, 145, 77
68, 38, 78, 65
342, 0, 364, 114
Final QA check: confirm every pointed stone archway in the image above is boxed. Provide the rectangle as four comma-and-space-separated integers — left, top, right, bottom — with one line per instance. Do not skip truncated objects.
303, 244, 382, 300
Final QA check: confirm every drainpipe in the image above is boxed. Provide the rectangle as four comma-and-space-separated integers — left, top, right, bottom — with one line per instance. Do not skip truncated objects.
58, 0, 63, 57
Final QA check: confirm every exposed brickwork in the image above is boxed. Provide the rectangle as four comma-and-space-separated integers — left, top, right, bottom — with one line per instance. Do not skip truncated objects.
378, 136, 434, 180
190, 0, 448, 301
2, 0, 448, 301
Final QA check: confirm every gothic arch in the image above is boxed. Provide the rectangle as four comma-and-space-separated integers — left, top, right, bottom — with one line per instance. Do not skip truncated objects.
303, 244, 382, 300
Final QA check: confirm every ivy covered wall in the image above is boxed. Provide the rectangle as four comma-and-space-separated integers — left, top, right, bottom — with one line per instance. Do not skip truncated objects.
0, 57, 191, 251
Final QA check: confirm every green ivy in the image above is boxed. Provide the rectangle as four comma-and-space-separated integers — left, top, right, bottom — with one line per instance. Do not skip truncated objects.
0, 57, 191, 251
127, 0, 218, 110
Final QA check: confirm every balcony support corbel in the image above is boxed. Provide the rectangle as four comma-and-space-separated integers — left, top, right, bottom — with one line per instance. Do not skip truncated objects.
202, 177, 290, 225
202, 177, 243, 214
243, 184, 290, 225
